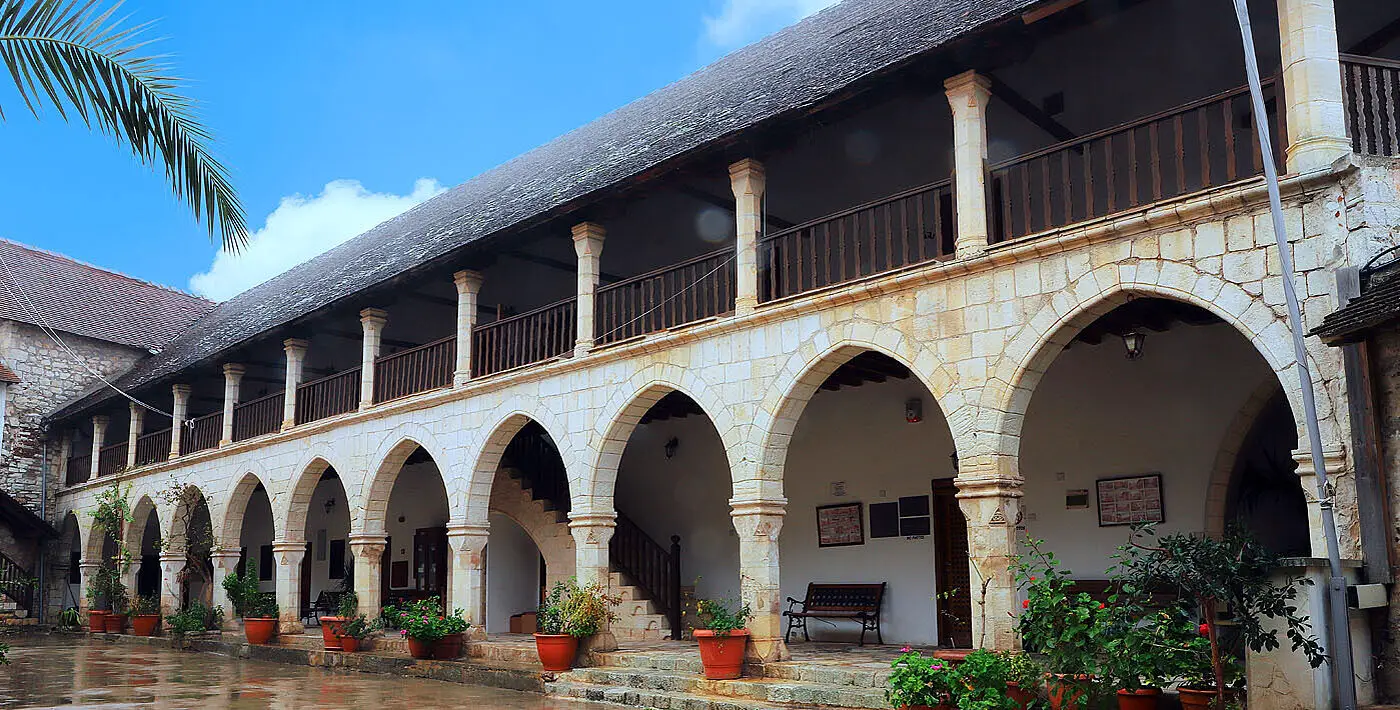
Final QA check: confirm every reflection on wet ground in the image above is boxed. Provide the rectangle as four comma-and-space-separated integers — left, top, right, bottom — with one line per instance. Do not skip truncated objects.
0, 635, 593, 709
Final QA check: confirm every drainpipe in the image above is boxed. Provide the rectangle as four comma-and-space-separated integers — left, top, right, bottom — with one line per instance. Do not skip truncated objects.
1231, 3, 1357, 709
38, 427, 46, 623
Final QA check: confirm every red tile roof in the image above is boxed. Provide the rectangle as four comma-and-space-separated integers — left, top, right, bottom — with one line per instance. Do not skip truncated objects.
0, 361, 19, 384
0, 239, 213, 351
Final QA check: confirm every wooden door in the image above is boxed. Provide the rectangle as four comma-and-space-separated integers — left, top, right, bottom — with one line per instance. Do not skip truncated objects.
380, 536, 392, 606
299, 542, 311, 617
932, 478, 973, 648
413, 527, 448, 595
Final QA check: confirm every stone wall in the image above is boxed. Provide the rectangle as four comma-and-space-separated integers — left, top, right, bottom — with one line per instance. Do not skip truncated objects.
1369, 326, 1400, 698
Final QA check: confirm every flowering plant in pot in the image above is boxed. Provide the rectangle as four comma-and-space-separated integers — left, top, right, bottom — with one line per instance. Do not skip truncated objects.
320, 590, 358, 651
394, 597, 470, 659
692, 598, 752, 680
127, 594, 162, 637
535, 578, 619, 672
1014, 536, 1109, 710
886, 648, 956, 710
999, 652, 1045, 710
335, 614, 379, 653
222, 560, 278, 644
943, 649, 1021, 710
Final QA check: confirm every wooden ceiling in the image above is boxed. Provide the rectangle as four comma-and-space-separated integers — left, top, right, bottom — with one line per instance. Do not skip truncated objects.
819, 352, 912, 392
1072, 298, 1222, 347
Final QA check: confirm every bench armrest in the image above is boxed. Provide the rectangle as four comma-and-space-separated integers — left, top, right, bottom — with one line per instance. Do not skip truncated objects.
785, 597, 805, 612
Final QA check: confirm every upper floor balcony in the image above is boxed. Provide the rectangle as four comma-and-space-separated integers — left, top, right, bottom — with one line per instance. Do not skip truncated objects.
55, 0, 1400, 488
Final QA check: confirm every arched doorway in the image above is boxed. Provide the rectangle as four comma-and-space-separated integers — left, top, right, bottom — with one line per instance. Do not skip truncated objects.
166, 487, 214, 609
289, 461, 351, 623
126, 496, 161, 609
232, 478, 277, 598
56, 513, 83, 614
486, 512, 543, 634
376, 444, 451, 611
1224, 388, 1309, 555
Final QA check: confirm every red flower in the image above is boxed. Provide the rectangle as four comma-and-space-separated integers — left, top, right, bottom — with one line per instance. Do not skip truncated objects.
1098, 603, 1106, 609
1028, 576, 1036, 582
1198, 623, 1210, 637
1022, 599, 1030, 609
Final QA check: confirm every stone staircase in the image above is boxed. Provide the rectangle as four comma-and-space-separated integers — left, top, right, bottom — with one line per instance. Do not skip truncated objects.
0, 599, 37, 626
547, 648, 893, 710
611, 571, 676, 642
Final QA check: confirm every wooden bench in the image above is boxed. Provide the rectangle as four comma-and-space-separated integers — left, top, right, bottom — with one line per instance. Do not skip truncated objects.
783, 582, 886, 646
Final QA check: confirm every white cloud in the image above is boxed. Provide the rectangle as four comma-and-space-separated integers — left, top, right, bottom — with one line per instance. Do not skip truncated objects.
189, 178, 446, 301
702, 0, 838, 49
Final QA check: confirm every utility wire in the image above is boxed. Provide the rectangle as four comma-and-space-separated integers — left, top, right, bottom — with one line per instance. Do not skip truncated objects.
593, 251, 738, 344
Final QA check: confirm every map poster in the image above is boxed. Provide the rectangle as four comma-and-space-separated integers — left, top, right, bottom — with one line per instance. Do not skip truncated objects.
816, 502, 865, 547
1096, 473, 1164, 526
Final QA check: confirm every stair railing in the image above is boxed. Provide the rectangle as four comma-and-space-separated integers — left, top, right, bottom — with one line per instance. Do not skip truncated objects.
0, 549, 34, 613
610, 513, 681, 640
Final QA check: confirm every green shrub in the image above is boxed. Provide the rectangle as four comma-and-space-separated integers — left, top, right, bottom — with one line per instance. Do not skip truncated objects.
886, 649, 954, 709
537, 578, 619, 638
693, 598, 752, 636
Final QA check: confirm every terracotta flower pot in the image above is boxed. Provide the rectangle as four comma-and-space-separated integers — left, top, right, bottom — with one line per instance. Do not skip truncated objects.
534, 633, 579, 672
129, 614, 160, 637
1007, 681, 1037, 710
407, 637, 436, 659
1177, 687, 1235, 710
88, 610, 109, 633
1046, 674, 1094, 710
433, 632, 464, 660
694, 629, 750, 680
103, 614, 126, 634
243, 617, 277, 645
319, 616, 347, 650
1116, 688, 1161, 710
340, 636, 360, 653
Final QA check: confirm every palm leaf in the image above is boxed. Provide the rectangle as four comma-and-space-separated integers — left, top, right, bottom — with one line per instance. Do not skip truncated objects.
0, 0, 248, 252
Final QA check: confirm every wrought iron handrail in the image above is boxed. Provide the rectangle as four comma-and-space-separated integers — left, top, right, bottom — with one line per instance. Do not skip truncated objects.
1341, 54, 1400, 157
134, 428, 172, 467
181, 411, 222, 455
96, 442, 127, 477
596, 247, 735, 345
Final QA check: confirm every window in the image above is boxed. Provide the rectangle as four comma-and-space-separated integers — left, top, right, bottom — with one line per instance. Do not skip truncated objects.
258, 545, 273, 581
69, 551, 80, 583
329, 540, 345, 579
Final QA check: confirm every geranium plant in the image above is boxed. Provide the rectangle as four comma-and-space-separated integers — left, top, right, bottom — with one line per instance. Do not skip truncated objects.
1013, 536, 1108, 679
945, 649, 1017, 710
394, 597, 468, 642
886, 649, 955, 709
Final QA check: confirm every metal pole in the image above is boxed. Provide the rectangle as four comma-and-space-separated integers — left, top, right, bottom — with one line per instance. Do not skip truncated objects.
1229, 3, 1357, 708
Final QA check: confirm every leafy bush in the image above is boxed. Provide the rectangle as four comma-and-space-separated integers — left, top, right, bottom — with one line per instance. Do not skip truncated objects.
220, 560, 266, 618
946, 649, 1017, 710
1013, 536, 1109, 679
58, 607, 82, 628
537, 578, 619, 638
167, 603, 212, 636
391, 597, 468, 642
998, 651, 1045, 703
336, 591, 359, 619
85, 565, 128, 613
129, 594, 161, 616
379, 602, 402, 631
336, 614, 379, 640
693, 598, 752, 636
1101, 602, 1212, 691
886, 649, 954, 709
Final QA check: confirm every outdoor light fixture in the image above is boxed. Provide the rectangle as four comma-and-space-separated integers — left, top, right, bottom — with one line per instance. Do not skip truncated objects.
905, 397, 923, 423
324, 497, 336, 514
1122, 330, 1146, 360
664, 437, 679, 459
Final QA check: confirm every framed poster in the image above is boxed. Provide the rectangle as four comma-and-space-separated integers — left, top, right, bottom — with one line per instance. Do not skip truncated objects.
1096, 473, 1164, 526
816, 502, 864, 547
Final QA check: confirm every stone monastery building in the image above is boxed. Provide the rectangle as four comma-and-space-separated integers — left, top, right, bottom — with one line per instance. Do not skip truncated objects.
11, 0, 1400, 705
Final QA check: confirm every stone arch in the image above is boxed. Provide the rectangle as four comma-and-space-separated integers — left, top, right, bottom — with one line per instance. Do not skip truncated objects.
163, 484, 212, 553
284, 455, 345, 544
1204, 377, 1288, 537
464, 405, 576, 524
357, 428, 455, 535
979, 262, 1333, 466
78, 507, 105, 562
751, 331, 964, 500
586, 364, 740, 512
487, 471, 577, 584
218, 472, 281, 550
127, 494, 161, 556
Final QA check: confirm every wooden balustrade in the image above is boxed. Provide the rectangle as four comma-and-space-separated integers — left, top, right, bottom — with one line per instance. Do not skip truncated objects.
0, 550, 33, 614
180, 412, 222, 455
611, 514, 681, 640
296, 367, 362, 425
65, 455, 90, 486
471, 298, 576, 378
596, 248, 735, 345
374, 336, 456, 404
96, 442, 127, 477
989, 81, 1281, 244
232, 391, 285, 441
1342, 54, 1400, 158
134, 428, 172, 467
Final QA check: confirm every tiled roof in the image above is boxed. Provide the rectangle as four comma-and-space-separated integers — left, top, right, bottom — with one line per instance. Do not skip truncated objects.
49, 0, 1042, 422
1313, 258, 1400, 343
0, 239, 213, 351
0, 361, 19, 384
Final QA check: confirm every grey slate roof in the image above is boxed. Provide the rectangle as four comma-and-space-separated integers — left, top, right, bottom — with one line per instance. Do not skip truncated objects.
0, 239, 212, 351
50, 0, 1041, 422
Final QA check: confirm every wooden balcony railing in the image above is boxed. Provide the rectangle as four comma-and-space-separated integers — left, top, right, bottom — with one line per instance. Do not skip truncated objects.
96, 442, 127, 477
759, 180, 955, 302
374, 336, 455, 404
232, 391, 285, 442
1342, 54, 1400, 158
134, 428, 172, 467
472, 298, 576, 378
65, 455, 90, 486
596, 247, 735, 345
180, 411, 222, 455
296, 367, 362, 425
990, 81, 1281, 244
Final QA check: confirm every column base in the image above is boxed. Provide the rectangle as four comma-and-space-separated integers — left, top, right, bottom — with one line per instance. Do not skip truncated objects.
280, 420, 295, 432
453, 371, 471, 388
278, 618, 305, 635
734, 296, 757, 317
581, 631, 618, 654
573, 341, 594, 358
1284, 137, 1352, 175
466, 624, 488, 642
954, 240, 987, 260
745, 635, 790, 663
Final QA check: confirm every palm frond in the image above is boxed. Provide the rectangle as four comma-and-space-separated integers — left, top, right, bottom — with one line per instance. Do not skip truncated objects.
0, 0, 248, 252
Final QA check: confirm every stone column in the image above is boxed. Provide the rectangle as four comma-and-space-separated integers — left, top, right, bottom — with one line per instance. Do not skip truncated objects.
349, 534, 387, 619
209, 548, 242, 628
730, 497, 789, 663
281, 339, 308, 431
158, 552, 184, 617
359, 308, 388, 410
729, 158, 765, 316
568, 512, 617, 652
89, 415, 108, 479
1277, 0, 1350, 173
954, 455, 1024, 651
77, 559, 101, 616
169, 384, 190, 459
271, 540, 306, 632
945, 71, 993, 259
126, 402, 143, 469
1294, 448, 1357, 559
571, 223, 606, 356
453, 270, 484, 386
446, 522, 490, 639
219, 363, 244, 446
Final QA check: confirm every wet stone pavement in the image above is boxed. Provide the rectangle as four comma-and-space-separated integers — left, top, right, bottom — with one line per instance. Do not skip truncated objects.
0, 635, 595, 709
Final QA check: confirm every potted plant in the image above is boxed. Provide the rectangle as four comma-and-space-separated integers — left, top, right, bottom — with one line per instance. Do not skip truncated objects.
336, 614, 378, 653
1014, 536, 1108, 710
943, 648, 1019, 710
102, 574, 129, 634
222, 560, 278, 644
692, 597, 752, 680
534, 578, 619, 672
128, 594, 161, 636
58, 607, 82, 630
1000, 652, 1044, 710
320, 590, 357, 651
393, 597, 470, 659
886, 648, 955, 710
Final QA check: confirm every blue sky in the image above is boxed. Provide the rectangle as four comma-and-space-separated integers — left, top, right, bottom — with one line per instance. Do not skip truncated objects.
0, 0, 836, 300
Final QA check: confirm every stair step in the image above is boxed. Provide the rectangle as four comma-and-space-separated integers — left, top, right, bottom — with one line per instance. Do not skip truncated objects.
590, 652, 889, 688
548, 679, 794, 710
555, 669, 890, 709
